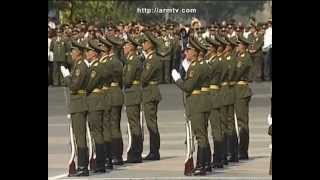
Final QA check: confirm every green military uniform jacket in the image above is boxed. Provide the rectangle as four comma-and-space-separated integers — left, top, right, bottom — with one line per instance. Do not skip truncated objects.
248, 34, 264, 57
227, 50, 238, 104
50, 37, 68, 63
207, 54, 222, 109
123, 53, 142, 106
175, 60, 207, 116
108, 54, 124, 106
198, 60, 212, 112
141, 51, 162, 103
99, 54, 114, 107
219, 52, 233, 106
235, 52, 253, 99
64, 59, 89, 114
86, 60, 105, 112
158, 36, 172, 60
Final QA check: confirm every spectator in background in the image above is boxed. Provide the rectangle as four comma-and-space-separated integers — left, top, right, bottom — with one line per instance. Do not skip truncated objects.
48, 29, 54, 86
48, 17, 56, 29
263, 18, 272, 81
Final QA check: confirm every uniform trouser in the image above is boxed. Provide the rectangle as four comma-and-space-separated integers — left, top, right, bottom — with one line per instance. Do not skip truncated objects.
252, 54, 264, 81
71, 112, 89, 168
126, 104, 143, 158
235, 96, 251, 156
220, 104, 238, 158
162, 60, 171, 83
110, 106, 123, 159
144, 101, 160, 153
52, 61, 66, 86
209, 108, 223, 142
87, 110, 105, 168
263, 48, 272, 81
190, 111, 210, 167
48, 61, 53, 86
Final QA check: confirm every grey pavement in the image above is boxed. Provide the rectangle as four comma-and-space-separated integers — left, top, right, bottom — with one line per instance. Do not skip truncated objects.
48, 82, 272, 180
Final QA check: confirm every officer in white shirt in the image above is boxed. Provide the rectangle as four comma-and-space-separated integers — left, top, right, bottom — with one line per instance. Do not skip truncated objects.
263, 19, 272, 81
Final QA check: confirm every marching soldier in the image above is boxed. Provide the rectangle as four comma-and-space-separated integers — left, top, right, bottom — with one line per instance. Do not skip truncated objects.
98, 37, 115, 170
105, 35, 125, 165
50, 28, 68, 86
60, 41, 90, 176
171, 37, 210, 176
204, 37, 225, 168
122, 35, 144, 163
215, 35, 236, 164
234, 35, 254, 160
195, 40, 212, 173
140, 31, 162, 161
84, 40, 107, 173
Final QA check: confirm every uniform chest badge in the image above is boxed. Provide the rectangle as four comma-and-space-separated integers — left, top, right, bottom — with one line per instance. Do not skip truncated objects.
241, 53, 245, 58
188, 70, 194, 78
146, 63, 151, 70
237, 61, 242, 68
93, 62, 99, 67
227, 56, 231, 60
91, 70, 96, 78
148, 55, 153, 60
191, 62, 196, 66
219, 57, 222, 61
200, 61, 203, 65
75, 68, 80, 76
77, 61, 82, 65
129, 56, 133, 60
100, 58, 107, 63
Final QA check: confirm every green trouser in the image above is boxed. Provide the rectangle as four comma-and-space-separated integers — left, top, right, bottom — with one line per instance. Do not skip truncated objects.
162, 60, 171, 83
52, 61, 65, 86
190, 112, 209, 148
126, 104, 142, 136
87, 110, 104, 144
235, 96, 251, 155
103, 102, 112, 143
220, 105, 235, 136
110, 106, 123, 139
209, 108, 223, 142
144, 101, 160, 153
71, 112, 88, 148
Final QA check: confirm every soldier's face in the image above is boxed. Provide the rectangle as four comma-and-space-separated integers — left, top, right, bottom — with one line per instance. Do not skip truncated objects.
142, 40, 152, 51
123, 43, 133, 56
237, 43, 246, 52
71, 49, 81, 60
86, 50, 97, 61
186, 48, 197, 61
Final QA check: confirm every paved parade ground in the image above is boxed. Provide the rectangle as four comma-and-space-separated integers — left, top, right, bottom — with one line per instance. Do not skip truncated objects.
48, 82, 272, 180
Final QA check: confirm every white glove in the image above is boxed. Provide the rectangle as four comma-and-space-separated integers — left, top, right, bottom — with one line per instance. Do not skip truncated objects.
60, 66, 70, 78
171, 69, 181, 82
267, 113, 272, 125
182, 59, 190, 72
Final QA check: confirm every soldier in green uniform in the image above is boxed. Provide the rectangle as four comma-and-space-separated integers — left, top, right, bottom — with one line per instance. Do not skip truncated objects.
215, 35, 236, 164
158, 26, 173, 84
50, 28, 68, 86
140, 31, 162, 161
105, 35, 125, 165
98, 37, 115, 170
60, 41, 90, 176
204, 37, 225, 168
248, 25, 264, 82
195, 40, 212, 172
84, 40, 107, 173
234, 35, 253, 160
122, 35, 143, 163
171, 37, 210, 176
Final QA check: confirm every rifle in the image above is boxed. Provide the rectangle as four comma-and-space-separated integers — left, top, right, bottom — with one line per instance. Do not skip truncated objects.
184, 116, 194, 176
64, 87, 77, 176
86, 121, 96, 171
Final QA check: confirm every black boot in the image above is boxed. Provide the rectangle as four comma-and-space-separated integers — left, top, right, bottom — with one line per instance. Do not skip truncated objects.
228, 133, 239, 163
126, 135, 142, 163
212, 141, 224, 168
192, 147, 206, 176
111, 138, 124, 165
94, 143, 106, 173
143, 131, 160, 161
205, 146, 212, 172
104, 142, 113, 170
223, 135, 229, 165
69, 147, 89, 177
239, 128, 249, 160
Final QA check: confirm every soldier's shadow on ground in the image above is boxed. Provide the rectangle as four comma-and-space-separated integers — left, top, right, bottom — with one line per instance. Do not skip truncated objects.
111, 156, 179, 169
